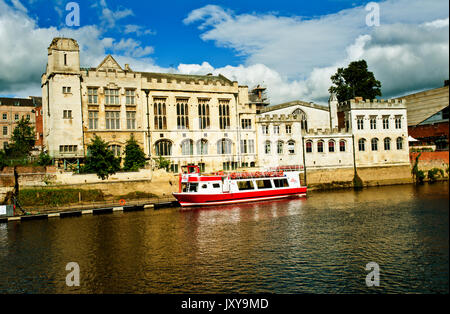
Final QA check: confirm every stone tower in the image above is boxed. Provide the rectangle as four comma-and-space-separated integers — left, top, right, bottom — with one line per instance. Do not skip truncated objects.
328, 92, 339, 130
41, 37, 84, 162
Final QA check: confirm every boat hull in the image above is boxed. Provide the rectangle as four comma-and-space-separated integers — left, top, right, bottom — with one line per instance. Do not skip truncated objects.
173, 187, 307, 207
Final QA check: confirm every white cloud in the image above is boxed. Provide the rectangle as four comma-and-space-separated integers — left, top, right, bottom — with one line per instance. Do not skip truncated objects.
184, 1, 449, 103
124, 24, 156, 36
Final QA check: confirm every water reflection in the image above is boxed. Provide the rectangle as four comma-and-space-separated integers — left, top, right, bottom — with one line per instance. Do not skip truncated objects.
0, 182, 448, 293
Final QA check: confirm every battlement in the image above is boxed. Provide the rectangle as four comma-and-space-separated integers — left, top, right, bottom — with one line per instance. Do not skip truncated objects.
256, 113, 305, 123
302, 127, 350, 136
339, 98, 406, 111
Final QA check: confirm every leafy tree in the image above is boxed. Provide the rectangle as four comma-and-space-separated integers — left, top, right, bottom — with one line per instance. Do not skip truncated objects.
36, 151, 53, 166
8, 116, 36, 157
0, 149, 7, 169
153, 156, 171, 171
82, 135, 120, 180
329, 60, 382, 103
123, 134, 147, 171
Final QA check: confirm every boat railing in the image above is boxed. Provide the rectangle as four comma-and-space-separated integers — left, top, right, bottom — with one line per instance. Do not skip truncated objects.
266, 165, 304, 172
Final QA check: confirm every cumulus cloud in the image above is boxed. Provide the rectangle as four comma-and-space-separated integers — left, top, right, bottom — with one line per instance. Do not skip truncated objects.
184, 0, 449, 104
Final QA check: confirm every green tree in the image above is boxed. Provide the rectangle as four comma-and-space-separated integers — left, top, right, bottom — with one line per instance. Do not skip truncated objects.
153, 156, 171, 170
82, 135, 121, 180
9, 116, 36, 157
123, 134, 147, 171
329, 60, 382, 103
36, 151, 53, 166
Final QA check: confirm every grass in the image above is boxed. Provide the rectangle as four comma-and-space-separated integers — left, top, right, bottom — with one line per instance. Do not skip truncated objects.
18, 188, 105, 206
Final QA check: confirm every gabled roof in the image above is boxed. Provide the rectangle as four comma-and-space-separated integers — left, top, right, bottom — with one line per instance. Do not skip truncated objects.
96, 55, 123, 72
260, 100, 329, 114
0, 97, 36, 107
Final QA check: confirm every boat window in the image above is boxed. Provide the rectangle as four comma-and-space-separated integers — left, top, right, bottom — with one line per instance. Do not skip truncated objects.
273, 178, 289, 188
237, 180, 254, 191
256, 179, 272, 189
181, 183, 187, 192
212, 183, 220, 188
188, 183, 198, 192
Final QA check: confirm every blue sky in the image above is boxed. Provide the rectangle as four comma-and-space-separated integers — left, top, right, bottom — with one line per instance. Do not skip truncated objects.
0, 0, 448, 104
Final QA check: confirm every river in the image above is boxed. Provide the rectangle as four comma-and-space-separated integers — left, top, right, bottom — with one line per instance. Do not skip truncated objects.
0, 182, 448, 293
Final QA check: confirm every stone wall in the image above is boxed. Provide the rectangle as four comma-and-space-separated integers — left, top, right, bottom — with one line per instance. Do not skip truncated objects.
410, 151, 449, 172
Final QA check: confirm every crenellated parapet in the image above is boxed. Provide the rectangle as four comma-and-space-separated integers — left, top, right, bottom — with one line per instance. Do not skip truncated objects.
256, 113, 305, 123
339, 97, 406, 111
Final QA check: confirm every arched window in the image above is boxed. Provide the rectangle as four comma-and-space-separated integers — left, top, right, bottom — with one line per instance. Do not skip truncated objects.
306, 140, 312, 153
396, 137, 403, 150
358, 138, 366, 151
384, 137, 391, 151
277, 140, 283, 154
339, 140, 346, 152
287, 140, 295, 154
217, 138, 232, 154
371, 138, 378, 151
198, 101, 210, 129
177, 101, 189, 129
264, 141, 271, 154
108, 145, 121, 157
292, 108, 308, 130
155, 140, 172, 156
328, 140, 335, 152
317, 140, 324, 153
197, 139, 208, 155
181, 139, 194, 155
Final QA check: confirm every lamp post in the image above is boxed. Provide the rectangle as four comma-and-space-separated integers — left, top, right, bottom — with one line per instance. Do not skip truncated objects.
142, 89, 152, 166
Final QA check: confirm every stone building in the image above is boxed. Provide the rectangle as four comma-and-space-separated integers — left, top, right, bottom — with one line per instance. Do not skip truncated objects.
0, 96, 42, 152
41, 37, 260, 172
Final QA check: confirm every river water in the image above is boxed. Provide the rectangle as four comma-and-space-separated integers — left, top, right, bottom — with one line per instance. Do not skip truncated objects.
0, 182, 448, 294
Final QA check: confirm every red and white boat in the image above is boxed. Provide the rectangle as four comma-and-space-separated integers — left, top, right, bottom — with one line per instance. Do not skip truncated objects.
172, 165, 307, 207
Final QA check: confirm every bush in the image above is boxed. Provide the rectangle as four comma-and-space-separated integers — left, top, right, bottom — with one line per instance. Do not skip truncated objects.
416, 170, 425, 184
18, 188, 105, 206
427, 168, 444, 183
36, 152, 53, 166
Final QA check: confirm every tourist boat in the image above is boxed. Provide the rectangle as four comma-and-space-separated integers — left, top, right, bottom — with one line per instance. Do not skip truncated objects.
172, 165, 307, 207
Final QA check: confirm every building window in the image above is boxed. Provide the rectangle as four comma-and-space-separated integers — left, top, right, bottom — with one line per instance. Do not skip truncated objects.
370, 116, 377, 129
328, 140, 335, 152
371, 138, 378, 151
358, 138, 366, 151
262, 125, 269, 135
181, 139, 194, 155
64, 54, 67, 66
395, 116, 402, 129
198, 99, 210, 129
217, 138, 232, 154
126, 90, 135, 105
241, 119, 252, 129
59, 145, 77, 153
62, 86, 71, 93
248, 139, 255, 154
339, 140, 346, 152
108, 145, 121, 157
155, 140, 172, 156
274, 125, 280, 134
105, 111, 120, 129
277, 140, 283, 154
88, 88, 98, 104
317, 140, 324, 153
63, 110, 72, 119
176, 100, 189, 130
197, 139, 208, 155
14, 114, 19, 120
287, 140, 295, 154
357, 116, 364, 130
306, 141, 312, 153
126, 111, 136, 129
384, 138, 391, 150
383, 116, 389, 129
3, 142, 7, 150
292, 108, 307, 130
154, 98, 167, 130
264, 141, 271, 154
88, 111, 98, 129
219, 100, 230, 130
240, 139, 249, 154
2, 113, 6, 120
286, 125, 292, 134
2, 126, 7, 136
105, 88, 119, 105
396, 137, 403, 150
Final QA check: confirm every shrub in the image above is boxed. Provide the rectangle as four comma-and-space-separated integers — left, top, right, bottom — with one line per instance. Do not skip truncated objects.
18, 188, 105, 206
